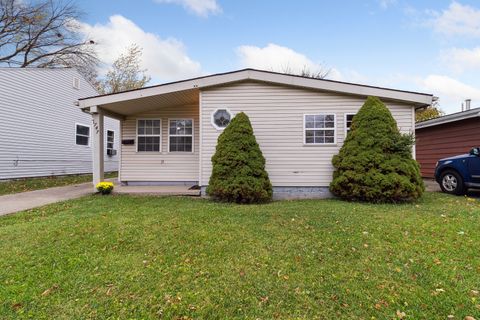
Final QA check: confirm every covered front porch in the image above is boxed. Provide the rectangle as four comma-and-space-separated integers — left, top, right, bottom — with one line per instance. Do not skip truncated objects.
79, 84, 201, 192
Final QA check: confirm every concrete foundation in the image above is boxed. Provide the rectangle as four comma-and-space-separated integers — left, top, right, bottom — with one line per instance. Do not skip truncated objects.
122, 181, 198, 187
200, 186, 332, 200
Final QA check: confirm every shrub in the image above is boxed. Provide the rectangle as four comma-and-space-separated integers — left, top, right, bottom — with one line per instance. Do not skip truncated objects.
96, 181, 114, 195
330, 96, 424, 202
207, 112, 273, 203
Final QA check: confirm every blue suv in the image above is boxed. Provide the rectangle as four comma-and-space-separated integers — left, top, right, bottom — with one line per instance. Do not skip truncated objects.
435, 147, 480, 195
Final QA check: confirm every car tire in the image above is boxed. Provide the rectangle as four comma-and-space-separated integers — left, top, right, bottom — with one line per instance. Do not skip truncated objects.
439, 170, 466, 195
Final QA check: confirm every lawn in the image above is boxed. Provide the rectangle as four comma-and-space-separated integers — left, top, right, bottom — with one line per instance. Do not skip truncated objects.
0, 193, 479, 319
0, 172, 117, 196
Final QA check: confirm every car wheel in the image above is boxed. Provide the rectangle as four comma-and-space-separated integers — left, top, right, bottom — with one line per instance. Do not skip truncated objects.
440, 170, 466, 195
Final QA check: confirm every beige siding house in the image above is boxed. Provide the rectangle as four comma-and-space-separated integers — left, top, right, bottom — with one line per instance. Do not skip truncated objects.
78, 69, 432, 198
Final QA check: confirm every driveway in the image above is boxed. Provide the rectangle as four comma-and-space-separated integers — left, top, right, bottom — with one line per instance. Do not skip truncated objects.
0, 182, 95, 216
424, 178, 480, 198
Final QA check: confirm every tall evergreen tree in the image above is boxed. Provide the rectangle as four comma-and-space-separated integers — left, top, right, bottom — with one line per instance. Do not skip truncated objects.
330, 96, 424, 202
207, 112, 272, 203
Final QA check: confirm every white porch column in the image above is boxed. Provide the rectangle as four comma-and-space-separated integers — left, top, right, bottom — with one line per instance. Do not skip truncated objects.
91, 107, 104, 191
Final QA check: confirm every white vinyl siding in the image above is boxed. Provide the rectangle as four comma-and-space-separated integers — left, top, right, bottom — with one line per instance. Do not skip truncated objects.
0, 68, 119, 179
200, 81, 415, 187
120, 104, 199, 182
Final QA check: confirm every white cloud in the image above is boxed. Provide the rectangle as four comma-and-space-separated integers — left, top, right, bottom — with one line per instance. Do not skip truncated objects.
441, 47, 480, 73
418, 74, 480, 112
236, 43, 335, 78
429, 1, 480, 37
78, 15, 201, 82
154, 0, 221, 17
379, 0, 397, 9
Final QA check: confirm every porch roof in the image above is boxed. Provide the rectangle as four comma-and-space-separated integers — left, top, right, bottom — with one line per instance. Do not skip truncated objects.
78, 69, 433, 118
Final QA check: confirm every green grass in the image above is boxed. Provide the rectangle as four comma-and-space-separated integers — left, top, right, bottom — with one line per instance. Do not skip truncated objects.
0, 193, 479, 319
0, 172, 118, 196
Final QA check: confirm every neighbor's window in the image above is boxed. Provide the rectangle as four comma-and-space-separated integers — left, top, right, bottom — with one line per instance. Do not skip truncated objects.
212, 109, 231, 129
75, 124, 90, 146
304, 114, 336, 144
107, 130, 115, 153
137, 119, 161, 152
169, 119, 193, 152
345, 113, 355, 134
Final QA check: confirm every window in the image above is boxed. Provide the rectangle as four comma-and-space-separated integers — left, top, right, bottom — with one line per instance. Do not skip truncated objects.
345, 113, 355, 135
137, 119, 161, 152
169, 119, 193, 152
304, 114, 336, 144
107, 130, 115, 154
75, 124, 90, 146
212, 109, 231, 129
73, 77, 80, 90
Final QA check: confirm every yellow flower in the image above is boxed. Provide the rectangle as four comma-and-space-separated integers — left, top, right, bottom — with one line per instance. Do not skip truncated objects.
96, 181, 114, 195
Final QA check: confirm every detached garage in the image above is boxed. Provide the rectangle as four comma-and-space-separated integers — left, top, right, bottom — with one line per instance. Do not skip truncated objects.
415, 107, 480, 178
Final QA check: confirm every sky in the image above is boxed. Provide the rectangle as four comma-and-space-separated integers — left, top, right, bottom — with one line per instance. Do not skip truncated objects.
75, 0, 480, 114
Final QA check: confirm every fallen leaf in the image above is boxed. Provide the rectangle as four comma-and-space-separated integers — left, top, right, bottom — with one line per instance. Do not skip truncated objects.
259, 296, 269, 304
41, 284, 58, 297
396, 310, 406, 319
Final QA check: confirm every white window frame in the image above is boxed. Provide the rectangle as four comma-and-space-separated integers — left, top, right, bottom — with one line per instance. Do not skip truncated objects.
211, 108, 233, 131
168, 118, 194, 153
106, 129, 115, 154
303, 114, 337, 145
344, 113, 356, 137
73, 77, 80, 90
136, 118, 162, 153
75, 123, 91, 147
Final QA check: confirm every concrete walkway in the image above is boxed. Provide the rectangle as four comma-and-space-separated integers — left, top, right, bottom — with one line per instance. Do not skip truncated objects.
115, 185, 200, 196
0, 180, 200, 217
0, 182, 94, 217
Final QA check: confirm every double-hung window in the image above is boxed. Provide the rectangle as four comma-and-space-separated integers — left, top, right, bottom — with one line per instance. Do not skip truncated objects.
169, 119, 193, 152
137, 119, 161, 152
75, 124, 90, 146
304, 114, 336, 144
345, 113, 355, 135
106, 130, 115, 154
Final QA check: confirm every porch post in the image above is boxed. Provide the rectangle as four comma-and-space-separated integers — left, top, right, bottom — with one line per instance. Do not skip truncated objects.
91, 107, 104, 191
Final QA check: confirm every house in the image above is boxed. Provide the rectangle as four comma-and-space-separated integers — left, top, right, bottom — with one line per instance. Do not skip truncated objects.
0, 68, 119, 180
415, 106, 480, 178
78, 69, 433, 198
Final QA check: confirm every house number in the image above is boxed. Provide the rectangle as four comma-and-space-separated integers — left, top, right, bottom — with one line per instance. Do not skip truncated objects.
92, 118, 100, 134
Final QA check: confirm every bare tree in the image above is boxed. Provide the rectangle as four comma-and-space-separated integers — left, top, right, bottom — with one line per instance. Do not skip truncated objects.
0, 0, 98, 73
278, 64, 330, 79
99, 44, 151, 94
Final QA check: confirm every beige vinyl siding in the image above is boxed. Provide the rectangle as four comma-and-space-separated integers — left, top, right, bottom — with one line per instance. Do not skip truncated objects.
200, 81, 414, 187
120, 104, 199, 182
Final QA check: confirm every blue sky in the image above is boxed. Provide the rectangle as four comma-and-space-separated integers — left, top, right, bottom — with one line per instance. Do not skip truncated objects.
76, 0, 480, 113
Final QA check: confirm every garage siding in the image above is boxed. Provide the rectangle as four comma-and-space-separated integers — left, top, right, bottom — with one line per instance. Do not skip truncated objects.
200, 81, 415, 187
416, 118, 480, 178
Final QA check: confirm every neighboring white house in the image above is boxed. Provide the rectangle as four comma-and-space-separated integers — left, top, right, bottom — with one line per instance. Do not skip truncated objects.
0, 68, 119, 180
78, 69, 433, 198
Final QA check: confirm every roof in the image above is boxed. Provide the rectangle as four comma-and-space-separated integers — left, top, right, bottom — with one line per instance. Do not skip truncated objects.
78, 68, 433, 109
416, 107, 480, 129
